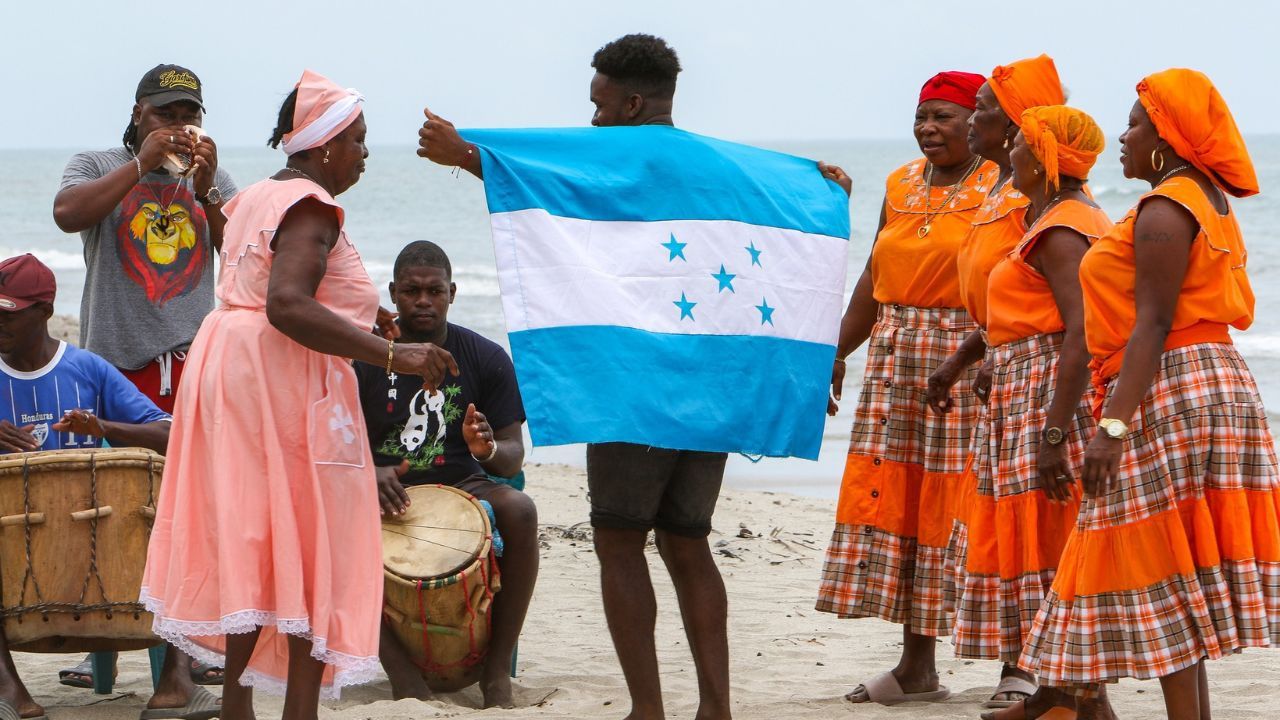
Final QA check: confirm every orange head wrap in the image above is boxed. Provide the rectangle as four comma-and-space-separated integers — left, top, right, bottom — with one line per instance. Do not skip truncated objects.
989, 54, 1065, 122
1018, 105, 1105, 192
1137, 68, 1259, 198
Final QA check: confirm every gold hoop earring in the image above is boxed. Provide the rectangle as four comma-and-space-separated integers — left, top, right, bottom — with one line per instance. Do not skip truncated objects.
1151, 149, 1164, 172
1002, 137, 1011, 150
323, 148, 331, 164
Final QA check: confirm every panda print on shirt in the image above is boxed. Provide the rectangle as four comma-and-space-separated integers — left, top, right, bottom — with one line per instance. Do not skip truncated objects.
378, 384, 463, 469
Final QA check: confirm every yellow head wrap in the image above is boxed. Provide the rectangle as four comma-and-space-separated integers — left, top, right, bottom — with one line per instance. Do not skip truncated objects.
1018, 105, 1105, 192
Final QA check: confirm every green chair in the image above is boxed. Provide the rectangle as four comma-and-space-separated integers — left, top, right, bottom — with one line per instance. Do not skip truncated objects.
89, 646, 166, 694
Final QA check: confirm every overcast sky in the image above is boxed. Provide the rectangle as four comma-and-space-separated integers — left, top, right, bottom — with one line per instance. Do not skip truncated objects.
3, 0, 1276, 149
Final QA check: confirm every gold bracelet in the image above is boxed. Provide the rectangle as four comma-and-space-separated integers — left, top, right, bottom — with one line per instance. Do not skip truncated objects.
384, 339, 395, 375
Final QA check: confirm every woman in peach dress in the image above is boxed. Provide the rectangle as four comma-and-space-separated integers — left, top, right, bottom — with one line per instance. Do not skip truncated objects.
141, 70, 457, 720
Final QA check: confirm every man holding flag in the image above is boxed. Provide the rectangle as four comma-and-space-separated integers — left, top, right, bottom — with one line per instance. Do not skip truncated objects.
418, 33, 850, 719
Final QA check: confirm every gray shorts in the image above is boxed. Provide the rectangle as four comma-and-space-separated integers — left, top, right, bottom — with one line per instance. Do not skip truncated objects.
586, 442, 728, 538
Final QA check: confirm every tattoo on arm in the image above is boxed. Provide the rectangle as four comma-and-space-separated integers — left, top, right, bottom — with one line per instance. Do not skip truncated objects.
1139, 230, 1177, 243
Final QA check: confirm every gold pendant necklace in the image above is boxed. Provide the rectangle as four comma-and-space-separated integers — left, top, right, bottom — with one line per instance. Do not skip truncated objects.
917, 156, 982, 238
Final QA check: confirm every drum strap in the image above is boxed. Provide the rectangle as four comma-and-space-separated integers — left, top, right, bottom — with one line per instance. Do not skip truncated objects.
3, 454, 155, 621
414, 548, 501, 673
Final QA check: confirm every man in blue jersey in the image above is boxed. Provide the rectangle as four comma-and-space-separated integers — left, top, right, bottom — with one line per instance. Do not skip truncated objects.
0, 254, 170, 455
0, 253, 179, 720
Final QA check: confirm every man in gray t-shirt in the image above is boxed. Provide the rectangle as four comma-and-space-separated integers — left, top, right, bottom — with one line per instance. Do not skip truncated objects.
53, 63, 236, 415
47, 63, 231, 719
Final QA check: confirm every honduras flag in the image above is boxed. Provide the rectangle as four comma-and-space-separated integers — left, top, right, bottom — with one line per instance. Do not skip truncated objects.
462, 126, 850, 459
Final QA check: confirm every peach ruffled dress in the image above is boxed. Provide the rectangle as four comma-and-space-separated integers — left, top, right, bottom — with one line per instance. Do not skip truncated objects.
141, 177, 383, 697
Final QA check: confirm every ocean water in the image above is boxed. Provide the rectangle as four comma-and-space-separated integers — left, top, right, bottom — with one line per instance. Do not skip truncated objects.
3, 137, 1278, 498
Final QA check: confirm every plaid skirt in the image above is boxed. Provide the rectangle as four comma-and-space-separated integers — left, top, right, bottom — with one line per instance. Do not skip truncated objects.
817, 305, 980, 635
1019, 342, 1280, 689
953, 332, 1091, 663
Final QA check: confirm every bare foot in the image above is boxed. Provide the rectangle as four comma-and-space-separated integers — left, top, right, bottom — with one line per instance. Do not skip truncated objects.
388, 669, 433, 702
481, 661, 515, 709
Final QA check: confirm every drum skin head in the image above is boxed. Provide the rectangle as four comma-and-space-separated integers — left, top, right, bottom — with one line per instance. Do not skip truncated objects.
382, 485, 488, 580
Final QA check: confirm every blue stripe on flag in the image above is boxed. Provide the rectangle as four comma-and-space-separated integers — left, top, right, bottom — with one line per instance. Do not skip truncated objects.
462, 126, 850, 240
508, 326, 833, 459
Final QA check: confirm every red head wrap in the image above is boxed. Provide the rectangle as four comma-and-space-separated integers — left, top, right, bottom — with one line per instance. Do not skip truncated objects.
918, 71, 985, 111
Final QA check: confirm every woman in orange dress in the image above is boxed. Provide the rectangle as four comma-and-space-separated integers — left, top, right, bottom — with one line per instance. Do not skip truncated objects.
816, 71, 997, 705
967, 106, 1114, 720
141, 70, 456, 720
924, 55, 1065, 708
1019, 69, 1280, 720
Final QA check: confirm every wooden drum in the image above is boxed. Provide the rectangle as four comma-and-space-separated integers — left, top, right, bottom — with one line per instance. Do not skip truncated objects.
382, 484, 501, 691
0, 448, 163, 653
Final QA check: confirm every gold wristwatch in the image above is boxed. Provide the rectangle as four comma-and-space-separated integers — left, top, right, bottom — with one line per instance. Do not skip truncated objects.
1043, 426, 1065, 446
1098, 418, 1129, 440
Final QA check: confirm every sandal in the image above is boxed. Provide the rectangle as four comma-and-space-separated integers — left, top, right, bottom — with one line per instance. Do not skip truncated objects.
983, 673, 1037, 708
189, 659, 224, 686
981, 699, 1078, 720
0, 699, 47, 720
138, 686, 221, 720
56, 656, 95, 689
844, 671, 951, 705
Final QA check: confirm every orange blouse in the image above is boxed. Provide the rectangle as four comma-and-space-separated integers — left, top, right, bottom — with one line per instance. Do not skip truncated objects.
1079, 177, 1254, 379
871, 158, 1000, 308
986, 199, 1112, 347
956, 180, 1029, 328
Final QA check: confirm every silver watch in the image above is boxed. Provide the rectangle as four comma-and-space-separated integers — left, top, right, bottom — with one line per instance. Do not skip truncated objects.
198, 185, 223, 205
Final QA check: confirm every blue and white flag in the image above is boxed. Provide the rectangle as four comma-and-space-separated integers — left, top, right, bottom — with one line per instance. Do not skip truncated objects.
462, 126, 850, 459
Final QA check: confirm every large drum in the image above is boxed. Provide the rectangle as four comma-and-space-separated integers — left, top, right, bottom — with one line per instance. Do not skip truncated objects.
382, 484, 501, 692
0, 448, 163, 653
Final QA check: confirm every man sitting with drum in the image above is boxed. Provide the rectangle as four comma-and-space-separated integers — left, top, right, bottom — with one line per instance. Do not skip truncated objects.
0, 254, 171, 455
0, 253, 173, 719
354, 241, 538, 709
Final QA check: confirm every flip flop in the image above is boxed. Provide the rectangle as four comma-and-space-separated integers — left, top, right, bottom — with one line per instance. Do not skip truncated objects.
982, 673, 1038, 708
57, 657, 95, 689
981, 700, 1077, 720
0, 699, 47, 720
189, 660, 224, 686
844, 671, 952, 706
138, 686, 220, 720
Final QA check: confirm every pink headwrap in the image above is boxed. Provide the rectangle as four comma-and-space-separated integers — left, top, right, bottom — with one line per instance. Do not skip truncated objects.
280, 69, 364, 155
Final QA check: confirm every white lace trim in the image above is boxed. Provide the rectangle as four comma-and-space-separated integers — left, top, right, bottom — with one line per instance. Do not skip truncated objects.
140, 589, 382, 699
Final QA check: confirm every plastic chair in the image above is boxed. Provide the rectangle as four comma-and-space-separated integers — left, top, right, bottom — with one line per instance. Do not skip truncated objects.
89, 645, 166, 694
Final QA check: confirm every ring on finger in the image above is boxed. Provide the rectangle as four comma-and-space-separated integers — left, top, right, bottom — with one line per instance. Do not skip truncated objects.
169, 135, 175, 143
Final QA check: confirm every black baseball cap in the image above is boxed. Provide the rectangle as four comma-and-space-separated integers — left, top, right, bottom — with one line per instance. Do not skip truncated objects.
135, 64, 205, 111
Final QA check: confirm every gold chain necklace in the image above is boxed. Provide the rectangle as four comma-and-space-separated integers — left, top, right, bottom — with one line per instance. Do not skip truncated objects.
282, 166, 323, 185
132, 151, 189, 223
918, 155, 983, 238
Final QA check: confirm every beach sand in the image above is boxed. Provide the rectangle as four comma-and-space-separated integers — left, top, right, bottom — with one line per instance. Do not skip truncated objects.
19, 315, 1279, 718
10, 459, 1279, 719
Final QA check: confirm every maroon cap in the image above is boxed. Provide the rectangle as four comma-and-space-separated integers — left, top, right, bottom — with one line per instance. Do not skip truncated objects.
0, 254, 56, 311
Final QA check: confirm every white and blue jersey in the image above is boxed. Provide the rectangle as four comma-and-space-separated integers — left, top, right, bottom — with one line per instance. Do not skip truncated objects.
0, 342, 170, 452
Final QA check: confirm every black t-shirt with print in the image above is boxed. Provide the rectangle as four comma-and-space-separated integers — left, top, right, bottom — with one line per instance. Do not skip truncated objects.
354, 323, 525, 487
